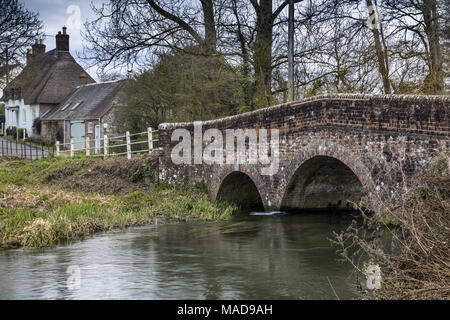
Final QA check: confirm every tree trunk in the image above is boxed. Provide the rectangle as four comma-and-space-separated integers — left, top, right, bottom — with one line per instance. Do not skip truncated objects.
288, 0, 294, 101
231, 0, 253, 108
200, 0, 217, 52
253, 0, 274, 106
366, 0, 391, 94
422, 0, 443, 94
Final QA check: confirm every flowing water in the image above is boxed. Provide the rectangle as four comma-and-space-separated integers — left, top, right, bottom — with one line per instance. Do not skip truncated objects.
0, 212, 361, 299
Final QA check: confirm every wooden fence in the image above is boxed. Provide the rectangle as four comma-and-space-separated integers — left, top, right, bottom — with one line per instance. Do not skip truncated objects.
56, 128, 159, 159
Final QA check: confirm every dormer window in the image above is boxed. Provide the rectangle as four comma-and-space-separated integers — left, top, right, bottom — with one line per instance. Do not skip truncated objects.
61, 102, 71, 111
71, 101, 83, 111
40, 109, 51, 118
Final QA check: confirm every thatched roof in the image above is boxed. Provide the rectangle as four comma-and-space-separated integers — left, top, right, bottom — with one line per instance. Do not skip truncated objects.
42, 80, 124, 121
1, 49, 95, 105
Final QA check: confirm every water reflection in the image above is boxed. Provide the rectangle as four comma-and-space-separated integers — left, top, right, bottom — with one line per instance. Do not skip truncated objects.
0, 212, 360, 299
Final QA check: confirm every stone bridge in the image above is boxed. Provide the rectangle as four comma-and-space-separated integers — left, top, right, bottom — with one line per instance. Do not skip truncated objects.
158, 94, 449, 211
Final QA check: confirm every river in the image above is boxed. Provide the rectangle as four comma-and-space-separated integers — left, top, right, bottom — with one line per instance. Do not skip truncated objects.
0, 212, 361, 299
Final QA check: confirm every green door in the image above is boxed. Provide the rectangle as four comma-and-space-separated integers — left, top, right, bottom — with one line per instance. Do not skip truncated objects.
71, 122, 85, 151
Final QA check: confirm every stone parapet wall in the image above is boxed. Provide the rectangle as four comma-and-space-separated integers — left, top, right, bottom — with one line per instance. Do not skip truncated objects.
158, 94, 449, 210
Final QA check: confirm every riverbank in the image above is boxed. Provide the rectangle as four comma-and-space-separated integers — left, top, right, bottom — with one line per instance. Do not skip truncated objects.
332, 153, 450, 300
0, 156, 237, 249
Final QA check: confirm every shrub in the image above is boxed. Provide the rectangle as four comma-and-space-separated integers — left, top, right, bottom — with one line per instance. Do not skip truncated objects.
6, 126, 28, 140
332, 153, 450, 300
32, 117, 41, 135
6, 126, 17, 138
17, 128, 28, 140
26, 134, 52, 147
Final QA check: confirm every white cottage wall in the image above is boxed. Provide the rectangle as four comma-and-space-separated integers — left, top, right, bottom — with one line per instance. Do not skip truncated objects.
5, 99, 40, 135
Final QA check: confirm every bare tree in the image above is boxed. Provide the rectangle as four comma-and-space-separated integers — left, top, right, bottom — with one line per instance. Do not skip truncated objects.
381, 0, 444, 94
289, 1, 381, 95
0, 0, 42, 88
83, 0, 447, 118
248, 0, 307, 106
83, 0, 316, 108
366, 0, 391, 93
296, 0, 446, 95
81, 0, 219, 74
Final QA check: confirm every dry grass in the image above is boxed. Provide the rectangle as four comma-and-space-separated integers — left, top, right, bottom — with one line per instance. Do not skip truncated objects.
0, 156, 236, 248
44, 156, 155, 195
0, 184, 114, 211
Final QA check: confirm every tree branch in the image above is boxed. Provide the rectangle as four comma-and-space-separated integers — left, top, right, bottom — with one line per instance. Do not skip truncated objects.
145, 0, 204, 44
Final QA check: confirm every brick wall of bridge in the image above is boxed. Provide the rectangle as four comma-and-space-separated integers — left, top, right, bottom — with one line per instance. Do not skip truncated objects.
158, 94, 449, 210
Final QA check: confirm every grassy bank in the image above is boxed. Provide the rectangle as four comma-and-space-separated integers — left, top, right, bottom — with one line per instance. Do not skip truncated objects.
0, 156, 237, 249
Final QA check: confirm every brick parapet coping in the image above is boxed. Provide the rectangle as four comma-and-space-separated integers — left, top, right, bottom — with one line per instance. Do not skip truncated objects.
159, 94, 449, 130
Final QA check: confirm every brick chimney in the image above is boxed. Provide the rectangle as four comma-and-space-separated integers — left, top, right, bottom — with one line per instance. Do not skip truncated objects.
31, 39, 46, 57
26, 49, 33, 65
56, 27, 69, 52
80, 72, 87, 86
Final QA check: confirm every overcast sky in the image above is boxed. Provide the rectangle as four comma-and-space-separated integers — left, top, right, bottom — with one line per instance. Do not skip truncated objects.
24, 0, 105, 80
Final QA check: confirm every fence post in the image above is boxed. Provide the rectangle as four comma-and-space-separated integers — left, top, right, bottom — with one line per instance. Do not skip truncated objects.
70, 139, 74, 157
103, 135, 108, 158
148, 127, 153, 154
126, 131, 131, 160
56, 141, 60, 156
85, 136, 90, 156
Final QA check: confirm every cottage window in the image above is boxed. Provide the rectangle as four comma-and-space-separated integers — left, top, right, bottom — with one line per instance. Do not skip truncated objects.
40, 109, 51, 118
88, 122, 93, 133
23, 110, 26, 122
61, 102, 71, 111
71, 101, 83, 111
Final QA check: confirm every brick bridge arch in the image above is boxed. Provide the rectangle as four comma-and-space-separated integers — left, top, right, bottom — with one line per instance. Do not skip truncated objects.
275, 140, 374, 211
209, 140, 373, 211
281, 140, 373, 190
213, 169, 265, 210
157, 94, 449, 212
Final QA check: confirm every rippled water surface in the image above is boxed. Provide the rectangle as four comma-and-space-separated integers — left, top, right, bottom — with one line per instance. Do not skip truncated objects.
0, 212, 360, 299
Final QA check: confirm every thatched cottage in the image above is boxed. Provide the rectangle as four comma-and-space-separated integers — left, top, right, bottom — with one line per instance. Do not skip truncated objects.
1, 27, 95, 135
